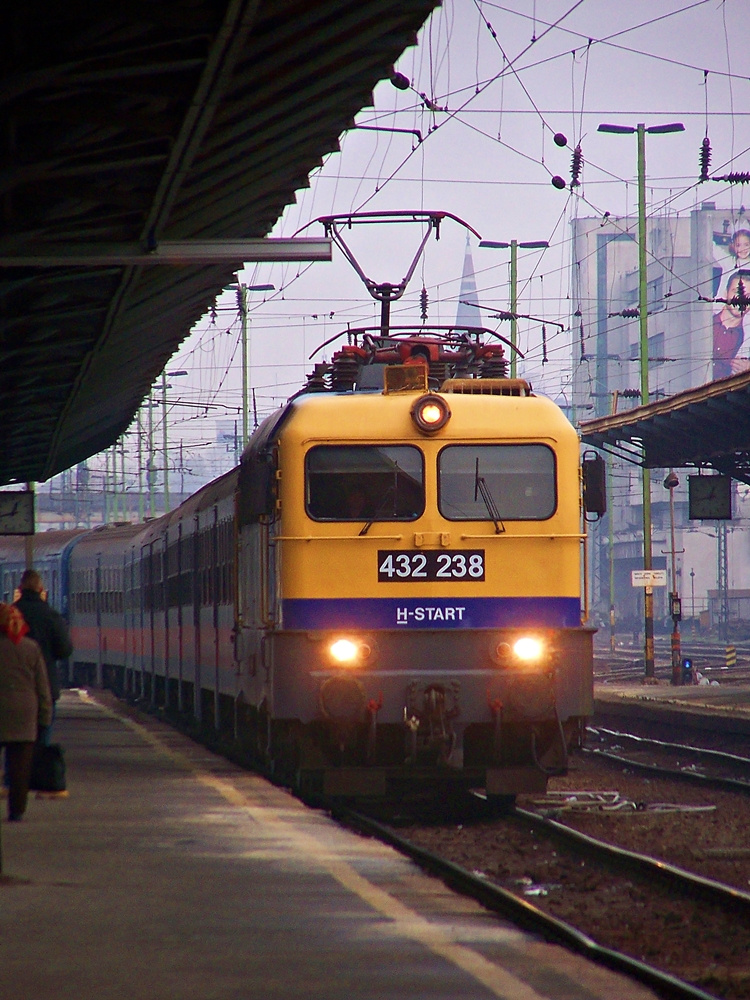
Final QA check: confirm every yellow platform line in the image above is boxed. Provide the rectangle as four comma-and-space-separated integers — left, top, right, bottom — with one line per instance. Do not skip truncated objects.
79, 691, 553, 1000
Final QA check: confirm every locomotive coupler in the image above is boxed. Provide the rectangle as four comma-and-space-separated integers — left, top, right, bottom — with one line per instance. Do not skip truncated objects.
403, 682, 459, 765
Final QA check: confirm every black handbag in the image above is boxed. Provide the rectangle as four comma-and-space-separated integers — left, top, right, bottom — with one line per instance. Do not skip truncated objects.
30, 743, 66, 792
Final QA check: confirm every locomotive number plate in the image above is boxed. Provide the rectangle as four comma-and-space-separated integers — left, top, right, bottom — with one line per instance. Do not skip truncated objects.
377, 550, 485, 581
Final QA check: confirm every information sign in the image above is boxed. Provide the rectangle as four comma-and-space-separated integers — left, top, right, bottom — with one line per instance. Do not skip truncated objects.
631, 569, 667, 587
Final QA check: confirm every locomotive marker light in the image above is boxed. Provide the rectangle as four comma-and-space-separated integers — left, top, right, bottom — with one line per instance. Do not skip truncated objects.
411, 394, 451, 433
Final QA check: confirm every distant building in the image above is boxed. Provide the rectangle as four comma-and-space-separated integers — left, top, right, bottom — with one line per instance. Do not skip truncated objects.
572, 203, 750, 634
455, 235, 482, 330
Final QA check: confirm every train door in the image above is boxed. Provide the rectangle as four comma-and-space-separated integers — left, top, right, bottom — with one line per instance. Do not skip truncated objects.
162, 531, 170, 709
177, 520, 184, 713
153, 538, 165, 706
192, 514, 201, 722
137, 542, 147, 699
124, 546, 132, 692
142, 540, 156, 705
95, 556, 103, 688
236, 519, 269, 699
213, 506, 220, 731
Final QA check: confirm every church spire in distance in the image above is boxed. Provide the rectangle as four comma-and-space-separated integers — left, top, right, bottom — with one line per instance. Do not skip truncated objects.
455, 232, 481, 329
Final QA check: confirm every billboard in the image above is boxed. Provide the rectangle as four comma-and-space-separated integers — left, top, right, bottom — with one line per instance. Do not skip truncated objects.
707, 208, 750, 380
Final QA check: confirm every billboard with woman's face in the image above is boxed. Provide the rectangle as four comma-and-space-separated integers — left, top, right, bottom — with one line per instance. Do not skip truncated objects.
711, 214, 750, 380
713, 269, 750, 379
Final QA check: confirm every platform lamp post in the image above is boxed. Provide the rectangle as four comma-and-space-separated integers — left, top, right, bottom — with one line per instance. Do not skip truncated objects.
597, 121, 684, 679
235, 282, 275, 448
479, 240, 549, 378
162, 370, 188, 514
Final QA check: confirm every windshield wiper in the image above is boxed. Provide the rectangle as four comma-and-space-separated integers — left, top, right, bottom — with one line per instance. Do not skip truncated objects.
474, 458, 504, 534
359, 485, 396, 535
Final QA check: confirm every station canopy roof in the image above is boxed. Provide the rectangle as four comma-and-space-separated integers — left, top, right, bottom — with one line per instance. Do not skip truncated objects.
0, 0, 437, 486
579, 369, 750, 486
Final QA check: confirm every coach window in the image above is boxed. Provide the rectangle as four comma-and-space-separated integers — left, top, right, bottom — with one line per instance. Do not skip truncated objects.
306, 445, 424, 521
438, 444, 556, 521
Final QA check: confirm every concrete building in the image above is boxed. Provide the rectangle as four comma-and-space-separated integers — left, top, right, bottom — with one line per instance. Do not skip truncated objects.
572, 202, 750, 635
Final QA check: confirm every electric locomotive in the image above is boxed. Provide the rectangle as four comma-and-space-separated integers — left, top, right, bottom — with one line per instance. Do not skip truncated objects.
233, 325, 603, 798
0, 326, 602, 802
0, 325, 602, 801
0, 205, 606, 801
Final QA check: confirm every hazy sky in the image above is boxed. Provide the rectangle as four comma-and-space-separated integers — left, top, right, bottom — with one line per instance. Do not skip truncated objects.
139, 0, 750, 465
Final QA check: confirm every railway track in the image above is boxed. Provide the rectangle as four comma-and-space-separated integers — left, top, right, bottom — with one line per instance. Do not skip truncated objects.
337, 798, 740, 1000
333, 731, 750, 1000
585, 726, 750, 792
594, 639, 750, 685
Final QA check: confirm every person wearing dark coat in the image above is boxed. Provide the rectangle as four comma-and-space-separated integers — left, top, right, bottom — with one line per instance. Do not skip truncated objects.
0, 603, 52, 820
14, 569, 73, 741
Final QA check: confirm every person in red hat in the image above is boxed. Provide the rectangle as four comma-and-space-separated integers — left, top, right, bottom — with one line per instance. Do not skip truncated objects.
0, 603, 52, 821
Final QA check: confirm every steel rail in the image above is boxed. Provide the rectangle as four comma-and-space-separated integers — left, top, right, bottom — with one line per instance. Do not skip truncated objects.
333, 804, 720, 1000
514, 806, 750, 914
591, 726, 750, 767
583, 745, 750, 793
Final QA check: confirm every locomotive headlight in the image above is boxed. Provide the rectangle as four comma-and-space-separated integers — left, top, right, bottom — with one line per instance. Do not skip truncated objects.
491, 635, 549, 669
513, 636, 545, 663
330, 639, 358, 664
328, 637, 372, 667
411, 394, 451, 433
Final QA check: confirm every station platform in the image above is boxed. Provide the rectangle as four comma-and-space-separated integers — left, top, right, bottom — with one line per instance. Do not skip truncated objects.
0, 689, 664, 1000
595, 679, 750, 734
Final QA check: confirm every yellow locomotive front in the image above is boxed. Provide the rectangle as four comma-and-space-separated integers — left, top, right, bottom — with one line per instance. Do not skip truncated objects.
237, 337, 597, 800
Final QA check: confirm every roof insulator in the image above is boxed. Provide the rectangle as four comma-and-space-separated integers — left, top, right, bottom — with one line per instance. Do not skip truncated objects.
712, 172, 750, 184
570, 145, 583, 188
699, 137, 712, 183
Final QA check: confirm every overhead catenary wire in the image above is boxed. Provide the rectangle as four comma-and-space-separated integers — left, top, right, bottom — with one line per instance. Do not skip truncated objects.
76, 0, 750, 508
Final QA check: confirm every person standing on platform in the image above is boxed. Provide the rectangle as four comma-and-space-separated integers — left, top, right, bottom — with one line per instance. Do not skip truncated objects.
14, 569, 73, 744
0, 603, 52, 821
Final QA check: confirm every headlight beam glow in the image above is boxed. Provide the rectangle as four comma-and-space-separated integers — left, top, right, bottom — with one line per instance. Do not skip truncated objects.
330, 638, 359, 664
513, 636, 545, 662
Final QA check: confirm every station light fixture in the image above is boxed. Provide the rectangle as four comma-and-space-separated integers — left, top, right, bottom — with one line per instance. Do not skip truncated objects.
596, 119, 684, 680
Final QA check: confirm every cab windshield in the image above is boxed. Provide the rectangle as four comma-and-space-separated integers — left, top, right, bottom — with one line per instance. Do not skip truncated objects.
438, 444, 556, 521
306, 445, 424, 521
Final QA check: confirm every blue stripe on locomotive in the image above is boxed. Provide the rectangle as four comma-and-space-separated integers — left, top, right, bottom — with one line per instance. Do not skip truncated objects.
282, 596, 581, 630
